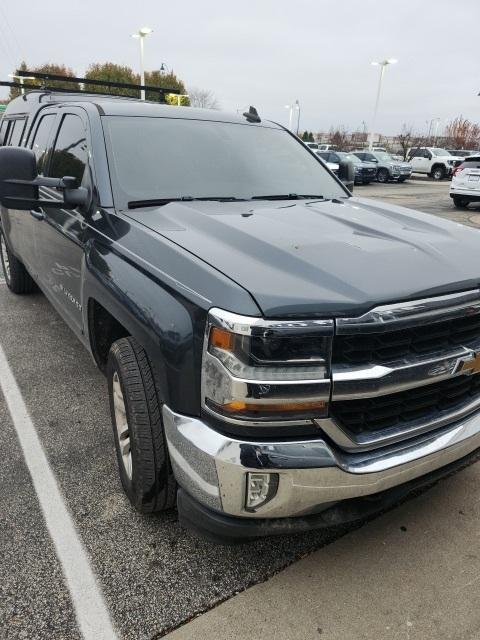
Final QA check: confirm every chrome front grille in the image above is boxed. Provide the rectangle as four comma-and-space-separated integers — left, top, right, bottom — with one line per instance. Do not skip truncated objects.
332, 373, 480, 434
318, 289, 480, 452
332, 313, 480, 366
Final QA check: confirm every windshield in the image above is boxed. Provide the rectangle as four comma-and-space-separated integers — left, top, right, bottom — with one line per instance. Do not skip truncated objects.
337, 152, 361, 165
374, 152, 394, 162
103, 116, 347, 208
431, 148, 451, 156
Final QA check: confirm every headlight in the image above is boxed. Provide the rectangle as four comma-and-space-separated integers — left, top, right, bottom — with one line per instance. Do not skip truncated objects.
202, 309, 333, 425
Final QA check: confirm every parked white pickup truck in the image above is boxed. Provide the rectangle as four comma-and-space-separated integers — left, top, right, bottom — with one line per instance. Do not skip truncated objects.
407, 147, 461, 180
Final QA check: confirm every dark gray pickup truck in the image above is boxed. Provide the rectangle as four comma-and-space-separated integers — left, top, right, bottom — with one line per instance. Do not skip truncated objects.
1, 89, 480, 542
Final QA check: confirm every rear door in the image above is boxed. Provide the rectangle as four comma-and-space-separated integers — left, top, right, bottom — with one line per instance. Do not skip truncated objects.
2, 113, 57, 273
33, 109, 90, 337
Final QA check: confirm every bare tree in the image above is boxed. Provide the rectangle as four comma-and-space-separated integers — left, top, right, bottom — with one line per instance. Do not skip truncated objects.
188, 87, 220, 109
328, 126, 350, 151
444, 116, 480, 150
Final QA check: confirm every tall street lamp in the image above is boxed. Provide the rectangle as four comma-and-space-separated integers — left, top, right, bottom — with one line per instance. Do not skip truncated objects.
368, 58, 397, 150
285, 100, 300, 133
8, 73, 35, 95
131, 27, 153, 100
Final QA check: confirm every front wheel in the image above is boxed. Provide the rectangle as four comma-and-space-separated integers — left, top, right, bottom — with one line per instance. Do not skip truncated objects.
377, 168, 389, 183
431, 165, 446, 180
0, 230, 36, 294
397, 176, 407, 183
453, 196, 470, 209
107, 336, 177, 513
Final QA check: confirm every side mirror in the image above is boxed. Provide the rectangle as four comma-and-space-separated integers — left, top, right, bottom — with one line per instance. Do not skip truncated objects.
0, 147, 89, 211
0, 147, 38, 208
338, 160, 354, 192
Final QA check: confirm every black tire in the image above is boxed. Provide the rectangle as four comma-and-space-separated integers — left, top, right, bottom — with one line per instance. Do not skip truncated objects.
431, 165, 445, 181
397, 176, 407, 183
0, 229, 36, 294
362, 179, 371, 185
107, 336, 177, 513
377, 168, 389, 183
453, 196, 470, 209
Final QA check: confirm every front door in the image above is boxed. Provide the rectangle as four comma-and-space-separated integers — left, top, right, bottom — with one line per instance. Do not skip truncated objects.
33, 110, 91, 339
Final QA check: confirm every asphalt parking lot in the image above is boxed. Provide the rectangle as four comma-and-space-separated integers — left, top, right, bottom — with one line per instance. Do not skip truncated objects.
1, 176, 479, 640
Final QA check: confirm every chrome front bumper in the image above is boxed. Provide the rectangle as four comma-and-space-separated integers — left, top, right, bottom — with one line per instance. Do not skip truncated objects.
162, 405, 480, 520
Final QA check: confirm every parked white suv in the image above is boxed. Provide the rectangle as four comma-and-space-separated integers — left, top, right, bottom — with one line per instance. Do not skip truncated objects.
407, 147, 461, 180
450, 154, 480, 208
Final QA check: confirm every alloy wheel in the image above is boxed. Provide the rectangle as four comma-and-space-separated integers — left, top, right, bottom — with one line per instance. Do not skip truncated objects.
112, 371, 133, 479
0, 233, 11, 284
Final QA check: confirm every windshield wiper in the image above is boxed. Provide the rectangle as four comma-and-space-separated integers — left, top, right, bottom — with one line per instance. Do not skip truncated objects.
128, 196, 249, 210
251, 193, 325, 201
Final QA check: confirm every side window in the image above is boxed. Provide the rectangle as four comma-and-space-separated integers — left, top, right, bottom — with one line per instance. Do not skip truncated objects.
8, 118, 26, 146
49, 114, 88, 184
0, 120, 8, 146
31, 114, 56, 174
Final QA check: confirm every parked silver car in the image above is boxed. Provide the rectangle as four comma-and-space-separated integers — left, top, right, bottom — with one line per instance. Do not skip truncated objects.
353, 150, 412, 183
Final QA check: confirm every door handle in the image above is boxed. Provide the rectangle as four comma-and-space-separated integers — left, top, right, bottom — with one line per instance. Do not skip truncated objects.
30, 210, 45, 221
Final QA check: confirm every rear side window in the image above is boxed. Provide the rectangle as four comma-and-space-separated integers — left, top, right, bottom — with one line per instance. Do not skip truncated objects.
8, 118, 26, 146
461, 157, 480, 169
0, 119, 8, 146
49, 114, 88, 184
30, 114, 56, 174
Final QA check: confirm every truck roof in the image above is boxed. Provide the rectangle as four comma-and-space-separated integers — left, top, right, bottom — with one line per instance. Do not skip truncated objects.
3, 90, 273, 127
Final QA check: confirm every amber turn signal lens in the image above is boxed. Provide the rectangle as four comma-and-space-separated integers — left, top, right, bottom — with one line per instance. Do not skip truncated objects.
222, 400, 326, 413
209, 326, 235, 351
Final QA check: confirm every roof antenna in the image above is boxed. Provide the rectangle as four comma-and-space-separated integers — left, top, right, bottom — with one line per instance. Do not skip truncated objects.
243, 106, 261, 123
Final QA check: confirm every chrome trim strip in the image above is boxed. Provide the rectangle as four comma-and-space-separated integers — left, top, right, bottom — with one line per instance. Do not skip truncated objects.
162, 405, 480, 518
331, 346, 479, 400
317, 394, 480, 451
209, 307, 334, 337
336, 289, 480, 334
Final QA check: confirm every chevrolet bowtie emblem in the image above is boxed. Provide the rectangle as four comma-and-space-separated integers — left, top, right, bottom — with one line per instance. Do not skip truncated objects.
453, 352, 480, 376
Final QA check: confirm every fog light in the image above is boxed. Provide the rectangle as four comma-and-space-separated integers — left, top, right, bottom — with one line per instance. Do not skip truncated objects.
245, 472, 279, 511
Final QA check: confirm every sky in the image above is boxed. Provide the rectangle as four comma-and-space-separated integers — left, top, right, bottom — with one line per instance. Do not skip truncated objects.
0, 0, 478, 136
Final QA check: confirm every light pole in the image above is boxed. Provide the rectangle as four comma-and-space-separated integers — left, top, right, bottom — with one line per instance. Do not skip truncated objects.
8, 74, 35, 95
131, 27, 153, 100
368, 58, 397, 150
285, 100, 300, 133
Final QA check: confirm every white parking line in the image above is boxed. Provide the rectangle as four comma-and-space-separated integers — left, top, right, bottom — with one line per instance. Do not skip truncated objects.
0, 343, 118, 640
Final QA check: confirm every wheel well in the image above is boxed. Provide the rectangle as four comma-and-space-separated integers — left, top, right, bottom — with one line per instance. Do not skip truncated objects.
88, 299, 130, 371
431, 163, 445, 172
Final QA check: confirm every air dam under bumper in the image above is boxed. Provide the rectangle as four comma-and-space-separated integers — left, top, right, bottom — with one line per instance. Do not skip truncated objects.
162, 406, 480, 538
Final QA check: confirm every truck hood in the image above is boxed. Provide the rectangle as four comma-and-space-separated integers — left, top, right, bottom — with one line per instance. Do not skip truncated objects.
126, 197, 480, 317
